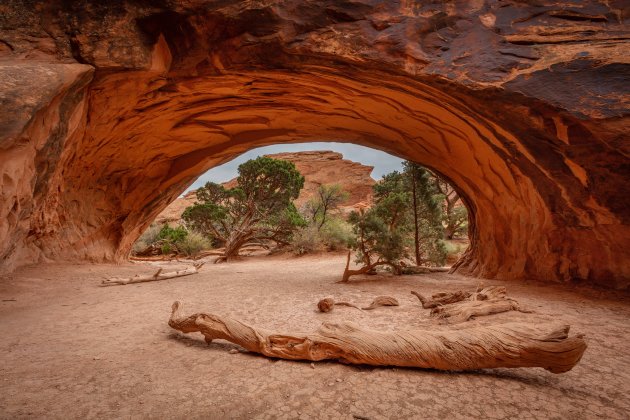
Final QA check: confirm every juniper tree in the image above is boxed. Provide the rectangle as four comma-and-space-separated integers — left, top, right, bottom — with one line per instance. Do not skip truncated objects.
182, 157, 305, 262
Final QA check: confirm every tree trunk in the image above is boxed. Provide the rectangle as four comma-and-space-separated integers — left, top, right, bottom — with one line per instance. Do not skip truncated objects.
412, 174, 421, 265
216, 233, 252, 263
444, 226, 455, 240
169, 301, 587, 374
339, 251, 383, 282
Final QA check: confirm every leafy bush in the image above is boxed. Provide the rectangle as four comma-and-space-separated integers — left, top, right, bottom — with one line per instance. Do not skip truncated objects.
131, 224, 212, 257
177, 231, 213, 256
291, 226, 324, 255
161, 243, 172, 255
320, 217, 353, 251
423, 238, 448, 267
158, 225, 188, 243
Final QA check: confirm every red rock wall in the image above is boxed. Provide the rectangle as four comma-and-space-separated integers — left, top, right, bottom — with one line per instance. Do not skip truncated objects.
0, 1, 628, 288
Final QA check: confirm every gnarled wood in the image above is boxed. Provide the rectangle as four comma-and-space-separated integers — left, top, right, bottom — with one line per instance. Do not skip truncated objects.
100, 263, 204, 286
317, 296, 399, 312
412, 286, 507, 308
411, 290, 473, 309
317, 298, 362, 313
339, 251, 383, 283
362, 296, 399, 310
169, 301, 586, 373
413, 286, 530, 322
431, 299, 525, 323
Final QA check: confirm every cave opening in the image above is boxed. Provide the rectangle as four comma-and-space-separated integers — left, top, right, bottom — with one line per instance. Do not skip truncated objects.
132, 142, 472, 270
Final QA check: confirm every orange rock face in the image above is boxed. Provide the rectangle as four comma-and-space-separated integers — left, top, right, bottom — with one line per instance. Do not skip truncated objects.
0, 1, 628, 288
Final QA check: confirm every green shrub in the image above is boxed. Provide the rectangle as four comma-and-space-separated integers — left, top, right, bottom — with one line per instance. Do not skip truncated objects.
161, 243, 172, 254
320, 217, 354, 251
177, 231, 213, 256
132, 223, 214, 256
158, 225, 188, 243
291, 225, 324, 255
424, 238, 448, 267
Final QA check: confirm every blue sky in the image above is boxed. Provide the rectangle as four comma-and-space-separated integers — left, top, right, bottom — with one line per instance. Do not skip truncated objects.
185, 142, 404, 193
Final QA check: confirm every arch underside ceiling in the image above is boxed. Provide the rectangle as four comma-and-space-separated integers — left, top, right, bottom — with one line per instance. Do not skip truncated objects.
0, 0, 628, 288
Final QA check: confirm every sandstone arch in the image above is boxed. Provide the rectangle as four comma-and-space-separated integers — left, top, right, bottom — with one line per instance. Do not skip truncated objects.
1, 1, 628, 287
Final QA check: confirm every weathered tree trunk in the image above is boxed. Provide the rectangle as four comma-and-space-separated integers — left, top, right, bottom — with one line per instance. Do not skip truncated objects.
100, 263, 204, 286
339, 251, 372, 282
339, 251, 396, 282
412, 286, 530, 322
169, 302, 586, 373
412, 285, 503, 308
431, 299, 526, 323
411, 173, 421, 266
411, 290, 472, 308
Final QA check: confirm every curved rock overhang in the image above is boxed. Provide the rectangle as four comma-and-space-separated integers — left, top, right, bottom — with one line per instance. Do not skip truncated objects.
0, 1, 628, 288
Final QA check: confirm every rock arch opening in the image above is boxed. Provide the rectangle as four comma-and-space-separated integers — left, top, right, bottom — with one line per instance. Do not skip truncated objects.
1, 1, 627, 288
142, 143, 471, 266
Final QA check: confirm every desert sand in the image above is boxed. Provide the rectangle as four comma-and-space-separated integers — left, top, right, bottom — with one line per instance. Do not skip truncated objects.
1, 253, 628, 419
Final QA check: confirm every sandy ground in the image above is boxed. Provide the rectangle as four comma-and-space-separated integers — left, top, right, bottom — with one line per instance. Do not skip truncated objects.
0, 253, 629, 419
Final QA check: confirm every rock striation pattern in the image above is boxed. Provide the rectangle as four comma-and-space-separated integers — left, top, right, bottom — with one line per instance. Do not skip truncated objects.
0, 1, 628, 287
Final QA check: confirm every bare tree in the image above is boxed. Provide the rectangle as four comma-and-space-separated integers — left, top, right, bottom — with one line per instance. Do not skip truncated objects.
305, 184, 349, 230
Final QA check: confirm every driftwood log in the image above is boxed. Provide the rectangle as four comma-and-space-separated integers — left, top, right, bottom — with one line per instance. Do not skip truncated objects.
430, 299, 526, 323
169, 301, 586, 373
411, 290, 472, 309
100, 263, 204, 286
317, 296, 400, 312
412, 286, 530, 322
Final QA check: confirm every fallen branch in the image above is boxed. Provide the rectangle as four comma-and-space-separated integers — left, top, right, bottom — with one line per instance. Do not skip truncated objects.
412, 286, 530, 322
431, 299, 525, 323
100, 263, 204, 286
169, 301, 586, 373
411, 290, 472, 309
362, 296, 399, 310
317, 296, 400, 312
317, 298, 362, 313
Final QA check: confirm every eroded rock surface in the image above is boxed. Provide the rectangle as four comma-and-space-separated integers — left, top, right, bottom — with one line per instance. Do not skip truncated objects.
0, 1, 628, 287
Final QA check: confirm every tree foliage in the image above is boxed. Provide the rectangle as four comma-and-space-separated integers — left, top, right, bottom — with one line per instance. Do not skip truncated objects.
433, 176, 468, 239
182, 157, 306, 262
343, 162, 462, 281
403, 162, 448, 266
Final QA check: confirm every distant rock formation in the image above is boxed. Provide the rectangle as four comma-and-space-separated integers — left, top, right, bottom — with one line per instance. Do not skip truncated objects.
156, 151, 375, 224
